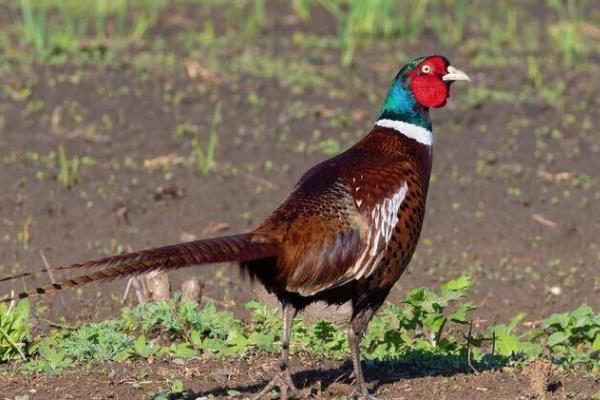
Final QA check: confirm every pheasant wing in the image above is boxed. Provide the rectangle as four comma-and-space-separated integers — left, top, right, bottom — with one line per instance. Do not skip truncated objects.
257, 146, 413, 296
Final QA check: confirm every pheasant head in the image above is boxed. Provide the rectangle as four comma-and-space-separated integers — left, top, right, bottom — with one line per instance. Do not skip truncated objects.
379, 55, 470, 132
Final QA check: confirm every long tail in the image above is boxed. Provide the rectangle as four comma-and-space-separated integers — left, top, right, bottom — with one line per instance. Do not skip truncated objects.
1, 233, 278, 303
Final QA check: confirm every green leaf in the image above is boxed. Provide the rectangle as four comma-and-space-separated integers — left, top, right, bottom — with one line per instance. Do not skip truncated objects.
0, 299, 32, 362
404, 288, 427, 305
201, 338, 227, 354
169, 379, 183, 394
543, 313, 569, 329
134, 335, 152, 358
492, 326, 520, 356
592, 334, 600, 352
247, 332, 275, 352
547, 331, 569, 347
189, 330, 202, 347
520, 341, 543, 358
571, 304, 593, 321
115, 349, 131, 362
423, 313, 446, 334
450, 302, 477, 324
507, 313, 526, 333
573, 315, 593, 329
171, 343, 196, 359
313, 320, 337, 343
441, 275, 471, 294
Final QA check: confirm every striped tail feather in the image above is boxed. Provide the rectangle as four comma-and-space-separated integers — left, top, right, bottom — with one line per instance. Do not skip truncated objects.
1, 233, 278, 303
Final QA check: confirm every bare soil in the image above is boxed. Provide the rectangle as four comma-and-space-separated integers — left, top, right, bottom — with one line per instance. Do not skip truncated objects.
1, 357, 600, 399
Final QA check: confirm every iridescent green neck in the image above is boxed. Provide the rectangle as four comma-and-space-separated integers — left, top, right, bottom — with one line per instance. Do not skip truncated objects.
378, 76, 431, 131
378, 57, 432, 131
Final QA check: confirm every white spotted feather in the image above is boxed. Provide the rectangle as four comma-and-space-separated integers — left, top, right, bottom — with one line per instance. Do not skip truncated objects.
328, 181, 409, 290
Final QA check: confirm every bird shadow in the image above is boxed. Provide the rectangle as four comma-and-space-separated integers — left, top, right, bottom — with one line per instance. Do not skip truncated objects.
173, 351, 507, 399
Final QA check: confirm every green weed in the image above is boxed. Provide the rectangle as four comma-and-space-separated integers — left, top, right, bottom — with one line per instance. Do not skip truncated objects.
492, 313, 542, 359
55, 320, 134, 362
230, 52, 328, 93
26, 148, 93, 188
0, 300, 33, 363
17, 0, 168, 59
547, 0, 590, 65
315, 0, 428, 65
5, 276, 600, 376
134, 335, 159, 358
16, 217, 33, 250
539, 304, 600, 370
19, 0, 46, 57
57, 145, 81, 188
192, 102, 221, 174
527, 56, 566, 107
245, 0, 266, 35
429, 0, 468, 46
56, 146, 95, 188
25, 344, 72, 374
292, 0, 312, 20
478, 2, 519, 57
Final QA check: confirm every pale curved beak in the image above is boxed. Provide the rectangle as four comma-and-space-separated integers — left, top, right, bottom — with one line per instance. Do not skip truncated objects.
442, 65, 470, 82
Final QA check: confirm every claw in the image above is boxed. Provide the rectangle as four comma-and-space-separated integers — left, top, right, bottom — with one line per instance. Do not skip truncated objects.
253, 370, 299, 400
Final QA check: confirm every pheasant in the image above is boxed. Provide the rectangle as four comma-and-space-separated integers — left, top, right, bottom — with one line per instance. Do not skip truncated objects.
1, 55, 469, 399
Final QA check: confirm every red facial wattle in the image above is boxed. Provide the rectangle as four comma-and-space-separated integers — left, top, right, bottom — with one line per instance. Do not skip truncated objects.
407, 55, 451, 109
410, 75, 449, 108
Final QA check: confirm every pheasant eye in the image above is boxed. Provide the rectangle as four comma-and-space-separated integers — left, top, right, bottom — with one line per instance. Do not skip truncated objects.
421, 65, 431, 73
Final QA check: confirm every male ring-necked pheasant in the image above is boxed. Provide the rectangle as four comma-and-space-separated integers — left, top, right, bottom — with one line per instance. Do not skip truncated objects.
1, 55, 469, 399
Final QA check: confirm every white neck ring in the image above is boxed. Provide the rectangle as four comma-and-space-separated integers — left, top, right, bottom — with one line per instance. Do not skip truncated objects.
375, 119, 433, 146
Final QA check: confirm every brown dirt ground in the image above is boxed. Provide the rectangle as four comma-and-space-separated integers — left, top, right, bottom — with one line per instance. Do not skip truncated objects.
1, 1, 599, 399
1, 357, 600, 399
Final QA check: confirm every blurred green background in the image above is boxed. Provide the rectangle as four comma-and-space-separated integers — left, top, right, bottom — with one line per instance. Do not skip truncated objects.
1, 0, 598, 68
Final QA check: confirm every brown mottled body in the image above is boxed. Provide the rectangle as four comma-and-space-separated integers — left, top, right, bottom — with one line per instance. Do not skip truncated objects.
246, 126, 431, 311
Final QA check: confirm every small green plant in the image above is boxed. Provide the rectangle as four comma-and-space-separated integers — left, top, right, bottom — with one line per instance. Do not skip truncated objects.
0, 300, 33, 363
54, 146, 94, 188
192, 102, 221, 174
7, 276, 600, 378
401, 276, 476, 347
56, 320, 134, 362
147, 379, 193, 400
478, 2, 518, 57
429, 0, 468, 46
527, 56, 566, 107
292, 0, 312, 20
26, 344, 72, 374
17, 217, 33, 250
244, 301, 280, 353
133, 335, 164, 358
491, 313, 542, 359
539, 304, 600, 369
547, 0, 589, 65
169, 378, 184, 394
315, 0, 428, 65
294, 318, 348, 358
244, 0, 266, 35
57, 145, 80, 188
173, 121, 198, 140
19, 0, 46, 56
18, 0, 168, 59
